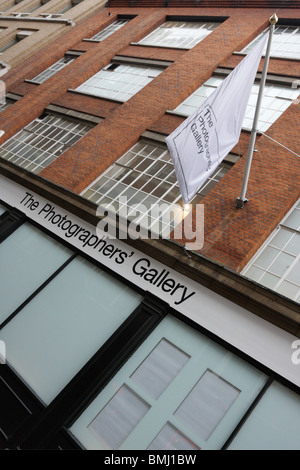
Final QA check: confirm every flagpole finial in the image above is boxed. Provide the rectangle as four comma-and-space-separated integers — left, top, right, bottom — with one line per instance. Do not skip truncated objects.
269, 14, 278, 25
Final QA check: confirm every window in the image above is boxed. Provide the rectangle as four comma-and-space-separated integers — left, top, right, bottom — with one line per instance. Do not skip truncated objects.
0, 113, 93, 174
241, 25, 300, 60
0, 203, 6, 215
57, 1, 82, 14
69, 315, 267, 450
228, 381, 300, 450
86, 19, 129, 42
242, 199, 300, 303
0, 97, 13, 113
31, 55, 75, 84
82, 139, 237, 237
172, 76, 299, 133
0, 39, 18, 54
138, 20, 220, 49
75, 62, 163, 102
0, 222, 142, 405
0, 30, 35, 54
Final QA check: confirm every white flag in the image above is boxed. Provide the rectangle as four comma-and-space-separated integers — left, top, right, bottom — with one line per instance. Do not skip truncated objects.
166, 32, 269, 205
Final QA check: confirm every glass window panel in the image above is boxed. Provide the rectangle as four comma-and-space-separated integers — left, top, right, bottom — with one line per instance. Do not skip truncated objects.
174, 369, 240, 441
82, 138, 232, 238
283, 209, 300, 231
259, 272, 280, 289
32, 56, 75, 84
69, 315, 267, 450
253, 245, 279, 269
89, 20, 128, 42
88, 385, 149, 449
286, 261, 300, 285
0, 223, 72, 324
173, 78, 299, 132
1, 257, 142, 404
270, 229, 293, 250
0, 203, 6, 215
268, 252, 295, 277
148, 422, 200, 450
0, 114, 93, 173
138, 21, 220, 49
130, 339, 190, 399
76, 64, 163, 102
228, 381, 300, 450
243, 265, 264, 282
276, 280, 300, 300
241, 26, 300, 60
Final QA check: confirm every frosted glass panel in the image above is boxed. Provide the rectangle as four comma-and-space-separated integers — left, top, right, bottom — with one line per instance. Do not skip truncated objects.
130, 339, 190, 399
0, 203, 6, 215
175, 369, 240, 441
0, 223, 72, 324
88, 385, 150, 449
1, 256, 142, 404
148, 423, 200, 450
228, 381, 300, 450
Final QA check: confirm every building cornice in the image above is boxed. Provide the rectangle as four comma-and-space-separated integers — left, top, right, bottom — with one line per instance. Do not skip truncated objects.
1, 159, 299, 338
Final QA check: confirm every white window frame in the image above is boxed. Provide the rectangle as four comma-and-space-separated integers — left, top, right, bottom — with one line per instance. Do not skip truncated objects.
84, 19, 129, 42
171, 74, 299, 133
30, 55, 75, 84
75, 61, 164, 103
82, 137, 238, 237
0, 113, 94, 174
137, 20, 220, 50
242, 199, 300, 303
240, 25, 300, 60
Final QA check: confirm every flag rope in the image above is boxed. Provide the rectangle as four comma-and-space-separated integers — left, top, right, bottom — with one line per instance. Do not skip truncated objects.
261, 132, 300, 158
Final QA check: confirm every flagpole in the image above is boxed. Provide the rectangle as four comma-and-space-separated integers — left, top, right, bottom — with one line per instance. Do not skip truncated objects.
236, 13, 278, 209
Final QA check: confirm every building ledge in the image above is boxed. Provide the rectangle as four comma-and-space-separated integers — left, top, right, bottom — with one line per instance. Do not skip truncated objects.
0, 160, 299, 338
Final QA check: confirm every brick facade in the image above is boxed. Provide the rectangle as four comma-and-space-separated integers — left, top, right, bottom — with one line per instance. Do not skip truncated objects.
0, 3, 299, 272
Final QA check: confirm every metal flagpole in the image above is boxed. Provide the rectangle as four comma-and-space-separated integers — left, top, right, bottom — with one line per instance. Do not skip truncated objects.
236, 13, 278, 209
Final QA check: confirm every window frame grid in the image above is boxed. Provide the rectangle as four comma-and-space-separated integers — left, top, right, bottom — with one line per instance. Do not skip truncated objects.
0, 113, 93, 174
86, 19, 129, 42
82, 140, 236, 237
241, 25, 300, 60
75, 62, 164, 102
31, 55, 75, 84
138, 21, 220, 50
172, 76, 299, 133
242, 200, 300, 303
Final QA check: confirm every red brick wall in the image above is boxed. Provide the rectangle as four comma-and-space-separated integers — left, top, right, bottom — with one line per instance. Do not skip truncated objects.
0, 5, 299, 272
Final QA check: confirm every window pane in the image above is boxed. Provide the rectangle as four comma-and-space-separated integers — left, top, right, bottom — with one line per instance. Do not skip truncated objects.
89, 20, 128, 41
130, 339, 190, 399
138, 21, 220, 49
174, 369, 240, 441
228, 381, 300, 450
32, 56, 75, 84
88, 385, 150, 449
148, 422, 200, 450
0, 203, 6, 215
174, 79, 299, 132
241, 25, 300, 60
284, 208, 300, 231
0, 223, 73, 324
76, 64, 163, 102
286, 260, 300, 286
243, 199, 300, 302
1, 256, 142, 404
0, 114, 93, 174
